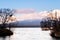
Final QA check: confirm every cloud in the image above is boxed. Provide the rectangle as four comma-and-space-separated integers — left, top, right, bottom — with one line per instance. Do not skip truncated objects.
15, 8, 35, 13
14, 9, 60, 21
15, 11, 49, 21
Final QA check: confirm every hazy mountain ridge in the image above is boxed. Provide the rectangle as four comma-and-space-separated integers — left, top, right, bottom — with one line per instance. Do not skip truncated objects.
9, 19, 41, 27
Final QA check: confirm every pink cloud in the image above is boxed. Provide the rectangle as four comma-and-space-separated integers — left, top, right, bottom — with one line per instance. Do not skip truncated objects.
15, 8, 35, 13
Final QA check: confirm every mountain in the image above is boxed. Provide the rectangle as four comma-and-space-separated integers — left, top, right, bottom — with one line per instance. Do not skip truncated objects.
9, 19, 41, 27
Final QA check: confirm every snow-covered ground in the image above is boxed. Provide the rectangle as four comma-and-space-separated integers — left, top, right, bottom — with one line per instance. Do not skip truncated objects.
9, 28, 53, 40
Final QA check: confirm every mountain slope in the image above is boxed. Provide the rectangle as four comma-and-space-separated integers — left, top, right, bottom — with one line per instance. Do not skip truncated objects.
9, 19, 41, 27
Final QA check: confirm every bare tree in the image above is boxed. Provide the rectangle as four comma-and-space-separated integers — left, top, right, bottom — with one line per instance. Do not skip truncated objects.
0, 8, 15, 28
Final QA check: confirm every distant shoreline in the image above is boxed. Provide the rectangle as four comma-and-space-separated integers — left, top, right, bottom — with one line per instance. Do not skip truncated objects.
7, 26, 41, 28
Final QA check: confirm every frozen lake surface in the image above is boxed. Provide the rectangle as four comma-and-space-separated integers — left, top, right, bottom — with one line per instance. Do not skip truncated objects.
0, 28, 60, 40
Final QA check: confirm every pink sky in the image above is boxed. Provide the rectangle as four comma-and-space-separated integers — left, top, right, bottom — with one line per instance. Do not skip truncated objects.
15, 9, 36, 13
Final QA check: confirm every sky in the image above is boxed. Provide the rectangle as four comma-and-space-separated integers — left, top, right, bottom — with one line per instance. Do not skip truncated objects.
0, 0, 60, 11
0, 0, 60, 24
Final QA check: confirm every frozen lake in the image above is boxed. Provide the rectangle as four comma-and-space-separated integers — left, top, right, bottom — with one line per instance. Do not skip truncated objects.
0, 28, 60, 40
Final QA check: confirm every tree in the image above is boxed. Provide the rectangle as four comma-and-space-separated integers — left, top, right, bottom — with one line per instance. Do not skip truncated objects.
40, 17, 52, 30
0, 8, 15, 28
